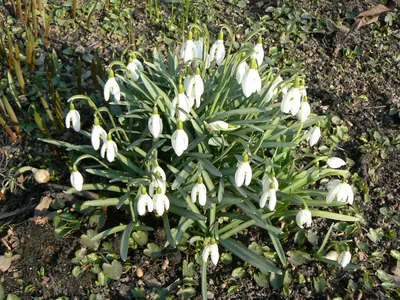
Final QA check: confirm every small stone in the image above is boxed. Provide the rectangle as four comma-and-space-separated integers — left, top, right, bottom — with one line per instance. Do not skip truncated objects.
221, 282, 227, 289
207, 291, 214, 299
138, 279, 144, 286
0, 256, 11, 272
136, 268, 143, 278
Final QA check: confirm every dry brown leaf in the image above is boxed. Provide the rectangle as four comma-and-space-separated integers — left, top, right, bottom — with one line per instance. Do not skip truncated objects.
355, 4, 392, 29
35, 195, 52, 216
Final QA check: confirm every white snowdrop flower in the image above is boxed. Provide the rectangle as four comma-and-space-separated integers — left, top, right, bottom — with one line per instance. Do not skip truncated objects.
184, 67, 204, 108
252, 36, 264, 67
338, 250, 352, 268
297, 97, 311, 122
100, 134, 118, 162
324, 251, 339, 261
202, 241, 219, 266
191, 177, 207, 206
235, 154, 252, 187
180, 31, 198, 63
241, 59, 262, 98
65, 104, 81, 132
104, 69, 121, 102
209, 31, 226, 66
326, 180, 354, 205
70, 166, 83, 191
208, 120, 229, 132
260, 176, 279, 210
171, 121, 189, 156
91, 117, 107, 150
153, 187, 170, 216
235, 60, 249, 84
127, 55, 144, 81
307, 125, 321, 147
194, 35, 204, 60
264, 75, 284, 103
296, 209, 312, 229
327, 157, 346, 169
148, 106, 163, 139
137, 186, 153, 216
152, 164, 166, 182
281, 77, 301, 115
149, 175, 166, 197
171, 84, 191, 121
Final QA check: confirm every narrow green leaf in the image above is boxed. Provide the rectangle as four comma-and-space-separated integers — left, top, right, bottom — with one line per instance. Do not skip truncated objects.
219, 238, 281, 274
120, 222, 134, 261
163, 214, 176, 248
171, 161, 196, 190
199, 158, 222, 177
91, 225, 126, 241
169, 205, 206, 221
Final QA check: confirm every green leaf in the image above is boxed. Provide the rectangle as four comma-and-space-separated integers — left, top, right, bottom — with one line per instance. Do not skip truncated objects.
120, 222, 134, 261
219, 238, 281, 275
144, 243, 162, 258
287, 250, 312, 266
313, 275, 327, 293
91, 225, 127, 241
270, 272, 283, 289
199, 158, 222, 177
169, 205, 206, 221
269, 231, 287, 266
171, 161, 196, 190
82, 198, 124, 209
0, 283, 4, 300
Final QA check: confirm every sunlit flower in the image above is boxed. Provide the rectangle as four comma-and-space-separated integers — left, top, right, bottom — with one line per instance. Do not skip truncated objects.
137, 186, 153, 216
327, 157, 346, 169
307, 125, 321, 147
297, 97, 311, 122
326, 180, 354, 205
153, 187, 170, 215
104, 69, 121, 102
152, 164, 166, 182
281, 77, 301, 115
65, 104, 81, 132
264, 75, 285, 103
184, 67, 204, 108
148, 106, 163, 139
127, 54, 144, 81
149, 175, 166, 197
91, 117, 107, 150
202, 241, 219, 266
101, 134, 118, 162
234, 60, 249, 84
241, 59, 261, 98
235, 153, 252, 187
194, 35, 204, 60
208, 31, 225, 66
324, 251, 339, 261
70, 166, 83, 191
208, 120, 230, 133
171, 84, 191, 121
260, 176, 279, 210
338, 250, 351, 268
252, 36, 264, 66
296, 209, 312, 229
171, 121, 189, 156
180, 31, 198, 63
191, 177, 207, 206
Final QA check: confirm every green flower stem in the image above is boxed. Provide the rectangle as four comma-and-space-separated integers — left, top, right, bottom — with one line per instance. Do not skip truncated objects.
220, 24, 234, 59
317, 223, 334, 255
109, 127, 130, 143
129, 193, 136, 223
253, 113, 281, 155
201, 260, 208, 300
67, 95, 98, 111
209, 203, 216, 233
73, 154, 110, 169
94, 107, 119, 134
242, 27, 266, 45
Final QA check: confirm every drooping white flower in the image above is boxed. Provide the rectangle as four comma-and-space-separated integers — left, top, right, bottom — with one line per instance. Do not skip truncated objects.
260, 176, 279, 210
171, 84, 191, 121
127, 55, 144, 81
235, 154, 252, 187
202, 241, 219, 266
264, 75, 284, 103
148, 106, 163, 139
149, 176, 166, 197
297, 98, 311, 122
91, 117, 107, 150
171, 121, 189, 156
326, 180, 354, 205
327, 157, 346, 169
70, 166, 83, 191
104, 69, 121, 102
137, 186, 153, 216
241, 59, 262, 98
296, 209, 312, 229
324, 251, 339, 261
180, 31, 198, 63
65, 104, 81, 132
208, 120, 229, 133
208, 31, 225, 66
153, 187, 170, 216
281, 77, 301, 115
191, 177, 207, 206
184, 67, 204, 108
338, 250, 351, 268
100, 134, 118, 162
194, 36, 204, 60
235, 60, 249, 84
152, 164, 166, 182
307, 126, 321, 147
252, 36, 264, 66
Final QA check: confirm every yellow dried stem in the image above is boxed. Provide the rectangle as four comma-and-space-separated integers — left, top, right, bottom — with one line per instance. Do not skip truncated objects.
12, 56, 25, 93
16, 0, 23, 19
72, 0, 77, 18
0, 115, 17, 142
2, 96, 22, 141
44, 10, 52, 48
52, 91, 64, 129
32, 0, 38, 38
